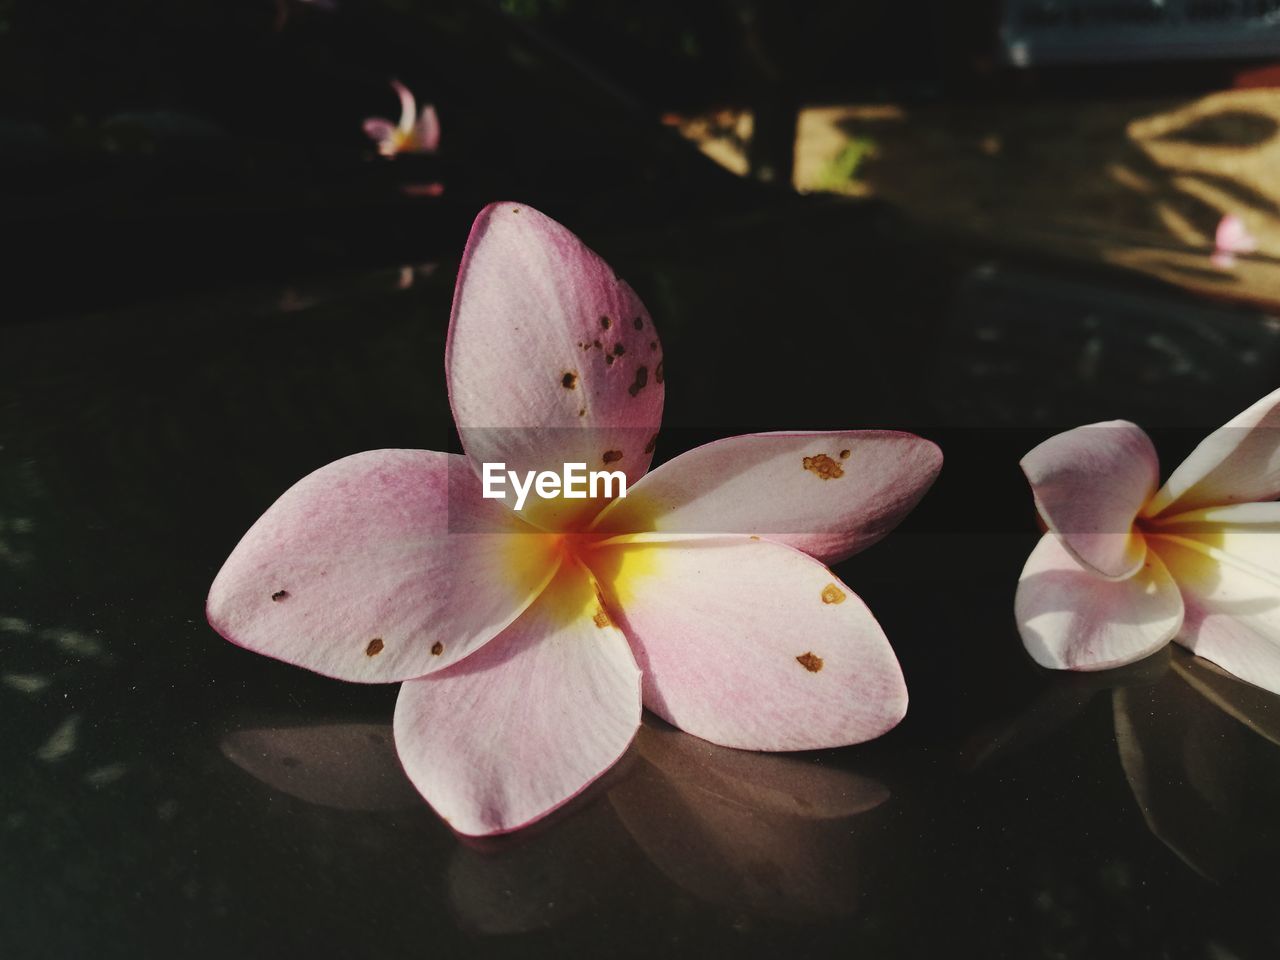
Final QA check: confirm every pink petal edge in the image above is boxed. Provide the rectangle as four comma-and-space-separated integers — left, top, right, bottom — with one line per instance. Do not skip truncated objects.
1145, 386, 1280, 518
591, 430, 940, 564
393, 564, 642, 836
1015, 533, 1184, 671
588, 534, 908, 750
207, 450, 557, 683
1021, 420, 1159, 579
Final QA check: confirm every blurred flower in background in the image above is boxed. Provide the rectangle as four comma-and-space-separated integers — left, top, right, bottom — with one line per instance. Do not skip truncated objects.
363, 80, 440, 157
1213, 213, 1259, 269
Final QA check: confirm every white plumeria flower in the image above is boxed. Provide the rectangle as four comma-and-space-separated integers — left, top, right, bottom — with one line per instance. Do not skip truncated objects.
1015, 387, 1280, 691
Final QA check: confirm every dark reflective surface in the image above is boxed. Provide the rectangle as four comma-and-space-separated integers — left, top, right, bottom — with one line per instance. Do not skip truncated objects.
4, 202, 1280, 958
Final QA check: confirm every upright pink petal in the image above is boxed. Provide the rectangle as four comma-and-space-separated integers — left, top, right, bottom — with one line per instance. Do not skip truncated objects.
1144, 387, 1280, 517
588, 536, 907, 750
591, 431, 940, 563
1021, 420, 1159, 579
415, 104, 441, 153
446, 203, 664, 529
1015, 534, 1184, 671
207, 450, 559, 683
1147, 507, 1280, 697
394, 565, 642, 836
391, 79, 416, 135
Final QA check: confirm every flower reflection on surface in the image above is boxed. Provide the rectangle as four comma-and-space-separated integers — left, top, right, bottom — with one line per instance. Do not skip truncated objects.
971, 647, 1280, 884
220, 716, 885, 927
1116, 652, 1280, 882
450, 717, 887, 929
220, 721, 421, 812
608, 720, 886, 920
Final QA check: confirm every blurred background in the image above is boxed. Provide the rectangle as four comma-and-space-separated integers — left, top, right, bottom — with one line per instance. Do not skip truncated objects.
5, 0, 1280, 315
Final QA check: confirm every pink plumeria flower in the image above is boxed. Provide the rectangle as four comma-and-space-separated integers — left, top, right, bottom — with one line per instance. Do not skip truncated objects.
1211, 213, 1257, 269
1015, 388, 1280, 691
207, 203, 941, 836
362, 80, 440, 157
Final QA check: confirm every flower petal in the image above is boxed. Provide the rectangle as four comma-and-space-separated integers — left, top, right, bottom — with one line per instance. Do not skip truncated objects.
1148, 501, 1280, 573
446, 203, 664, 528
393, 564, 642, 836
415, 104, 440, 153
207, 450, 558, 683
362, 118, 396, 145
588, 536, 907, 750
1021, 420, 1158, 579
591, 431, 941, 564
391, 79, 416, 134
1148, 514, 1280, 697
609, 747, 868, 918
1145, 387, 1280, 517
1015, 533, 1183, 671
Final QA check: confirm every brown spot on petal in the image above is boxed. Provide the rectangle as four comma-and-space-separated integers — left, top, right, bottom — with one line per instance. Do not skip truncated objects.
561, 371, 577, 389
839, 449, 851, 460
593, 607, 611, 628
605, 353, 616, 366
749, 535, 761, 541
431, 641, 444, 656
593, 339, 602, 349
644, 432, 659, 454
366, 638, 384, 657
613, 342, 626, 357
603, 449, 623, 464
633, 316, 644, 330
579, 408, 586, 417
600, 315, 612, 330
796, 652, 824, 672
271, 590, 289, 602
803, 454, 844, 480
821, 583, 846, 605
628, 366, 648, 397
655, 360, 664, 384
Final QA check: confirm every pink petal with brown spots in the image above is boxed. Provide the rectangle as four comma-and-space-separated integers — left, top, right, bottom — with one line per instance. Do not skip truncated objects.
593, 431, 940, 564
207, 450, 557, 683
446, 203, 664, 528
588, 535, 907, 750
